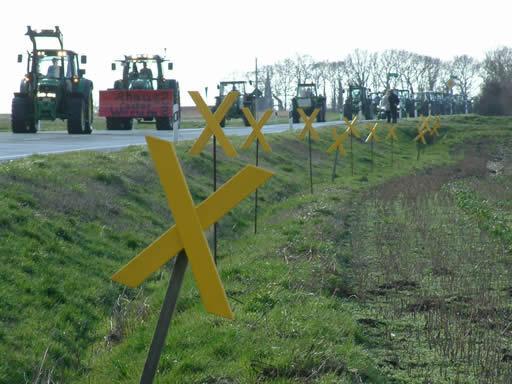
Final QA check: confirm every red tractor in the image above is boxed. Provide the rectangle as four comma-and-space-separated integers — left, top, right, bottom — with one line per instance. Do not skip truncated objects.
99, 55, 180, 130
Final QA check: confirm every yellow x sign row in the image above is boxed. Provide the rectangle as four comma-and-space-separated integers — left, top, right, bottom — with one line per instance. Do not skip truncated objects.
189, 91, 239, 157
365, 123, 380, 143
241, 108, 272, 152
298, 108, 320, 141
418, 115, 432, 135
112, 136, 273, 319
386, 125, 398, 141
343, 116, 360, 138
327, 128, 348, 155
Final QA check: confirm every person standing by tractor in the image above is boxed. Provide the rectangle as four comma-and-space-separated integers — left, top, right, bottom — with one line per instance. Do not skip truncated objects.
389, 89, 400, 123
381, 90, 391, 123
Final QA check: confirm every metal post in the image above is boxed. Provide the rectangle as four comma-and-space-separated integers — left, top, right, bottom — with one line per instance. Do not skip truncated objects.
350, 134, 354, 176
213, 137, 217, 264
371, 140, 374, 172
308, 132, 313, 194
254, 139, 259, 234
391, 138, 394, 167
140, 251, 188, 384
331, 148, 339, 182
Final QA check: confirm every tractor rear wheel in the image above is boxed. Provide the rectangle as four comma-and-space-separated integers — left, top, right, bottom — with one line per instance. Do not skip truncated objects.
67, 97, 92, 134
12, 97, 37, 133
156, 117, 172, 130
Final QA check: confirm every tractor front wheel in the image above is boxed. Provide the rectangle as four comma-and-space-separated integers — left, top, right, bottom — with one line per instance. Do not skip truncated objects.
156, 117, 172, 131
11, 97, 37, 133
67, 97, 92, 134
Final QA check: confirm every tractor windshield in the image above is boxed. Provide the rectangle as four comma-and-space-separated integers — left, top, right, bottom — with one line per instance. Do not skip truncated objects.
298, 85, 316, 97
219, 83, 246, 97
36, 53, 75, 79
124, 60, 162, 89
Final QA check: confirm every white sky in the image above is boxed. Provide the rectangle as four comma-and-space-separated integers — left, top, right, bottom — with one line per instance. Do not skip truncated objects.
1, 0, 510, 113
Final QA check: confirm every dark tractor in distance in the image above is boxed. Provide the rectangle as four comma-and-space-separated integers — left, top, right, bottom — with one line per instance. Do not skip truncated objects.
212, 81, 260, 127
343, 85, 371, 121
291, 83, 327, 123
99, 55, 180, 130
12, 26, 93, 134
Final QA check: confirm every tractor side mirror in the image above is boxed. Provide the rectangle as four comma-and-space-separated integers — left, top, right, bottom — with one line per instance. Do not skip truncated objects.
111, 63, 116, 71
168, 62, 173, 70
80, 55, 87, 64
78, 69, 86, 76
217, 84, 220, 90
249, 80, 253, 85
17, 54, 23, 63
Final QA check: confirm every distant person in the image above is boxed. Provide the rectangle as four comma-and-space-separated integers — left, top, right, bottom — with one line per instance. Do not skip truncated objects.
139, 62, 153, 79
389, 89, 400, 123
129, 63, 139, 80
46, 58, 60, 78
381, 90, 391, 122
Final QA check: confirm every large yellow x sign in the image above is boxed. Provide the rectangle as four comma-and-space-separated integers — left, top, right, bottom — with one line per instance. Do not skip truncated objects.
365, 123, 380, 143
431, 116, 441, 136
327, 127, 348, 155
418, 115, 432, 135
241, 108, 272, 152
414, 128, 428, 144
189, 91, 239, 157
112, 136, 273, 319
343, 116, 360, 138
297, 108, 320, 141
385, 125, 398, 141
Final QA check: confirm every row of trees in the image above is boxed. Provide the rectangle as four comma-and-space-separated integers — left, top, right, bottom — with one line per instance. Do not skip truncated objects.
241, 50, 482, 111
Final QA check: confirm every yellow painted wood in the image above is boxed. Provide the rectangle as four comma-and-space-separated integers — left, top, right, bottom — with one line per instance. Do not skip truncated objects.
112, 164, 273, 288
240, 108, 272, 152
414, 128, 428, 144
327, 127, 348, 155
385, 125, 398, 141
297, 108, 320, 141
343, 116, 360, 138
365, 123, 380, 143
189, 91, 239, 157
111, 137, 273, 319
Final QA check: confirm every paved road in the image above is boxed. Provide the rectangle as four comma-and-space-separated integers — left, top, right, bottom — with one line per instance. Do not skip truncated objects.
0, 120, 343, 161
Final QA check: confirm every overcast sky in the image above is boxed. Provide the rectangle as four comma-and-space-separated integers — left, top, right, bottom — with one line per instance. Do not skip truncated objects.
1, 0, 510, 113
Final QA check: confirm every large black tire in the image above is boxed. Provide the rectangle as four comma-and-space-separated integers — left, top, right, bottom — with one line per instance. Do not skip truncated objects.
11, 97, 37, 133
67, 97, 92, 134
292, 109, 299, 124
156, 117, 172, 131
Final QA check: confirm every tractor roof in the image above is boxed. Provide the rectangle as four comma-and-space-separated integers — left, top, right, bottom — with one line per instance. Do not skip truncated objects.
220, 81, 246, 85
33, 49, 78, 57
26, 26, 63, 50
123, 54, 167, 62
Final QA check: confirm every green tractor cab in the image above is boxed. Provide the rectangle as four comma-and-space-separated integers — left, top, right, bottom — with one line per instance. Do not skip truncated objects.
343, 85, 371, 121
291, 83, 326, 123
212, 81, 260, 127
100, 54, 180, 131
12, 26, 94, 134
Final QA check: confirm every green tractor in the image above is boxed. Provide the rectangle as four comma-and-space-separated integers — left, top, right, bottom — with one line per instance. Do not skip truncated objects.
212, 81, 260, 127
99, 55, 180, 130
12, 26, 93, 134
291, 83, 327, 123
343, 85, 371, 121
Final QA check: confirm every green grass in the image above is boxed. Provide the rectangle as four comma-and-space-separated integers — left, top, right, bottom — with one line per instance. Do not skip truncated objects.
1, 115, 512, 383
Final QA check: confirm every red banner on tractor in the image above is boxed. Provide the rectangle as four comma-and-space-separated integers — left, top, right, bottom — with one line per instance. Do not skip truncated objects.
99, 90, 174, 118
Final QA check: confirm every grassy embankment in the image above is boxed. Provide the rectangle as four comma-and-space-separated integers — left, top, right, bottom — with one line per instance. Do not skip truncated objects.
1, 115, 512, 383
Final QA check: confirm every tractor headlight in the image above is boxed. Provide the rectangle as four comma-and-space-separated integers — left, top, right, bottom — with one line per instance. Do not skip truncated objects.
37, 92, 56, 98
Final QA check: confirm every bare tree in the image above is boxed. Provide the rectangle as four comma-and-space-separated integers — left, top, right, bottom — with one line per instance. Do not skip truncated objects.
293, 54, 315, 84
273, 58, 295, 110
396, 51, 424, 95
311, 60, 329, 96
371, 50, 401, 91
450, 55, 481, 97
417, 55, 442, 91
326, 61, 345, 110
482, 47, 512, 83
344, 49, 373, 89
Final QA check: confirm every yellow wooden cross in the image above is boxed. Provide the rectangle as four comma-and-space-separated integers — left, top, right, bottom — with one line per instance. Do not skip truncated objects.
327, 127, 348, 155
418, 115, 432, 135
240, 108, 272, 152
189, 91, 239, 157
343, 116, 360, 138
431, 116, 441, 136
365, 123, 380, 143
385, 125, 398, 141
112, 136, 273, 319
414, 128, 428, 144
297, 108, 320, 141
